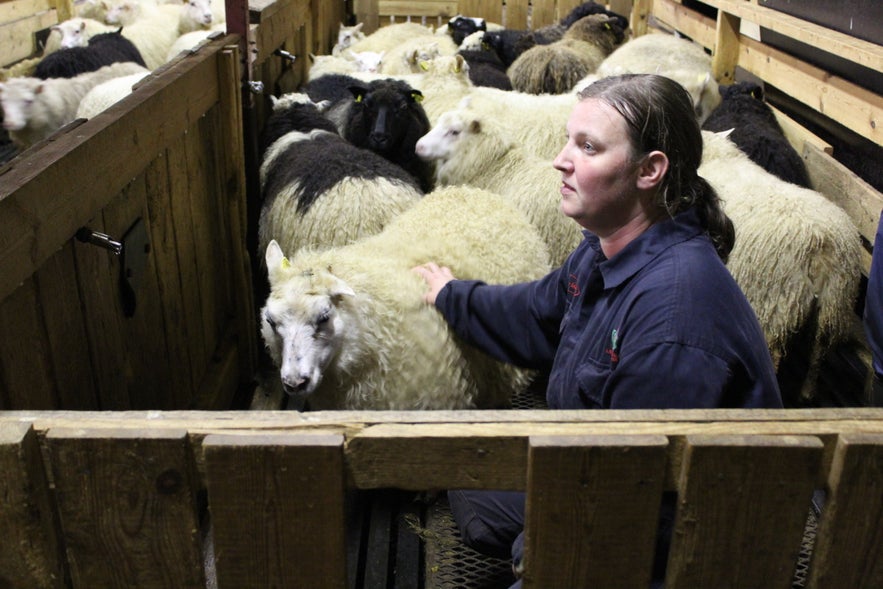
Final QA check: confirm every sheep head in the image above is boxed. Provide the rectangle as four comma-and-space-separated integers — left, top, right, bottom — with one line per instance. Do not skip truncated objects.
262, 240, 356, 402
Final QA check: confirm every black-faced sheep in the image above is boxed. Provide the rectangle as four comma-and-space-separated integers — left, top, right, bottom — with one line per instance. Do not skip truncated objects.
260, 184, 550, 410
416, 104, 583, 267
34, 29, 146, 79
591, 32, 721, 123
258, 93, 423, 258
321, 78, 435, 193
700, 130, 862, 402
447, 15, 487, 46
507, 14, 626, 95
0, 61, 149, 148
702, 81, 812, 188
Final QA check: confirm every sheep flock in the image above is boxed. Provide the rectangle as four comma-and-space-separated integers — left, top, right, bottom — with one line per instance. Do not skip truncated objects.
254, 1, 863, 409
1, 0, 226, 150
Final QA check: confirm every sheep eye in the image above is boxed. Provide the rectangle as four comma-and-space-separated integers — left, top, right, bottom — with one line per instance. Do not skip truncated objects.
264, 313, 277, 332
317, 310, 330, 326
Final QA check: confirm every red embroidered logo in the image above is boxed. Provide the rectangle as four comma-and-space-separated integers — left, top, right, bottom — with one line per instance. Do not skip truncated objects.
567, 274, 581, 297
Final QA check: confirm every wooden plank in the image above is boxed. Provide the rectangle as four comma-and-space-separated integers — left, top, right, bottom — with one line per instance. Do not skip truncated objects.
736, 34, 882, 146
0, 10, 57, 67
34, 241, 100, 409
803, 142, 883, 257
458, 0, 503, 25
71, 211, 129, 409
665, 434, 824, 589
354, 0, 380, 33
505, 0, 528, 29
45, 427, 204, 588
630, 0, 652, 37
521, 435, 668, 589
529, 0, 556, 29
807, 433, 883, 588
0, 38, 230, 305
712, 10, 740, 84
0, 277, 58, 409
770, 104, 832, 155
203, 433, 347, 588
651, 0, 716, 49
217, 44, 258, 387
380, 0, 457, 19
0, 0, 53, 22
250, 0, 309, 63
707, 0, 883, 72
0, 422, 65, 589
100, 173, 175, 409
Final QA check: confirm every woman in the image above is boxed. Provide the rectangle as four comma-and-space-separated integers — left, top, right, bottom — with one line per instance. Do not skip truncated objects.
413, 74, 783, 585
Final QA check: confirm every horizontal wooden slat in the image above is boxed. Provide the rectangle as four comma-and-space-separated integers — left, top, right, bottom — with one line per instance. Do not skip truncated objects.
0, 0, 53, 23
708, 0, 883, 72
652, 0, 716, 48
0, 9, 57, 66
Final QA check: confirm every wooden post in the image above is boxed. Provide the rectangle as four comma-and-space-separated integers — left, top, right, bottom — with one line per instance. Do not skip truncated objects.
807, 433, 883, 588
0, 422, 66, 589
630, 0, 652, 36
666, 434, 824, 589
713, 10, 741, 84
203, 433, 347, 589
45, 428, 205, 588
522, 434, 668, 588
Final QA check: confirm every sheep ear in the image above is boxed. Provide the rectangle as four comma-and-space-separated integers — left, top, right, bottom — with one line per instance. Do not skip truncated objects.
265, 240, 291, 282
454, 54, 466, 72
418, 60, 429, 71
717, 128, 735, 139
349, 85, 368, 102
328, 275, 355, 300
354, 22, 363, 32
409, 90, 424, 103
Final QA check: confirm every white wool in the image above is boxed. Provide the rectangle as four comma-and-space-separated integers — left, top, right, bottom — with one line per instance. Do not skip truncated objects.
592, 32, 721, 123
700, 130, 862, 399
102, 0, 189, 68
379, 35, 458, 75
0, 62, 149, 147
260, 185, 550, 410
75, 68, 150, 118
347, 22, 437, 54
416, 106, 582, 267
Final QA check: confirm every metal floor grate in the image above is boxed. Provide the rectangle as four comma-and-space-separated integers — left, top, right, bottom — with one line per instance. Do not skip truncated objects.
423, 495, 515, 589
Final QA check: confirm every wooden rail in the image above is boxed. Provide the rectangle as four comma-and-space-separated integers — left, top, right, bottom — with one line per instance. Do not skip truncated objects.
2, 409, 882, 588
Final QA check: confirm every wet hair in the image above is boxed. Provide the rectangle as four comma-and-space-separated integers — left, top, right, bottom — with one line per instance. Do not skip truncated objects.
577, 73, 735, 262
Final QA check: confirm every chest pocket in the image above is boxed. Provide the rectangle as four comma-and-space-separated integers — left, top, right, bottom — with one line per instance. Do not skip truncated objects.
573, 354, 613, 409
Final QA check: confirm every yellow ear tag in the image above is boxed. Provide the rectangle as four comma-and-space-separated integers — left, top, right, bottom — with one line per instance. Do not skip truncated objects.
354, 94, 363, 103
281, 257, 290, 269
697, 73, 707, 83
419, 61, 429, 71
604, 22, 611, 30
412, 92, 424, 103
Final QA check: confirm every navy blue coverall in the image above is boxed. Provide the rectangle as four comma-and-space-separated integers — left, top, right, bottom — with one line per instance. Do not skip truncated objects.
433, 208, 784, 586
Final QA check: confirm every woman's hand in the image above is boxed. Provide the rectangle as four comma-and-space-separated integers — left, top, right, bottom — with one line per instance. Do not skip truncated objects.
412, 262, 456, 305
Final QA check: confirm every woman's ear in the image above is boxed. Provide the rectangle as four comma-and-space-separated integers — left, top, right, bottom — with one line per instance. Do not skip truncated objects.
636, 150, 669, 190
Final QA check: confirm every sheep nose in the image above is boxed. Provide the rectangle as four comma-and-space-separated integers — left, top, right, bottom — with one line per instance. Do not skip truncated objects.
281, 375, 310, 394
369, 133, 390, 149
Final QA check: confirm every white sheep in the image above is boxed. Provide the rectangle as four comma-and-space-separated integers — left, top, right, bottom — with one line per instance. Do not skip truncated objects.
260, 184, 551, 410
589, 32, 721, 123
165, 28, 223, 62
700, 130, 862, 401
331, 22, 366, 56
306, 50, 385, 80
347, 22, 437, 54
75, 68, 150, 118
102, 0, 185, 69
43, 17, 115, 54
379, 35, 459, 75
0, 61, 149, 148
416, 103, 583, 267
258, 93, 423, 257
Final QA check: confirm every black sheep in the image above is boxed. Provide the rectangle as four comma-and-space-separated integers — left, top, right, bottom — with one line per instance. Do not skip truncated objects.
338, 79, 434, 193
447, 15, 487, 46
457, 47, 512, 90
34, 29, 146, 79
702, 81, 812, 188
560, 1, 629, 32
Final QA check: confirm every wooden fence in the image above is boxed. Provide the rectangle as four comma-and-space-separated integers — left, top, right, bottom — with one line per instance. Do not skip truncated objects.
2, 408, 882, 588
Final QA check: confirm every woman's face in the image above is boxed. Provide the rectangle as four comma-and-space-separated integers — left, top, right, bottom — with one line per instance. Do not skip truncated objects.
553, 98, 646, 236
